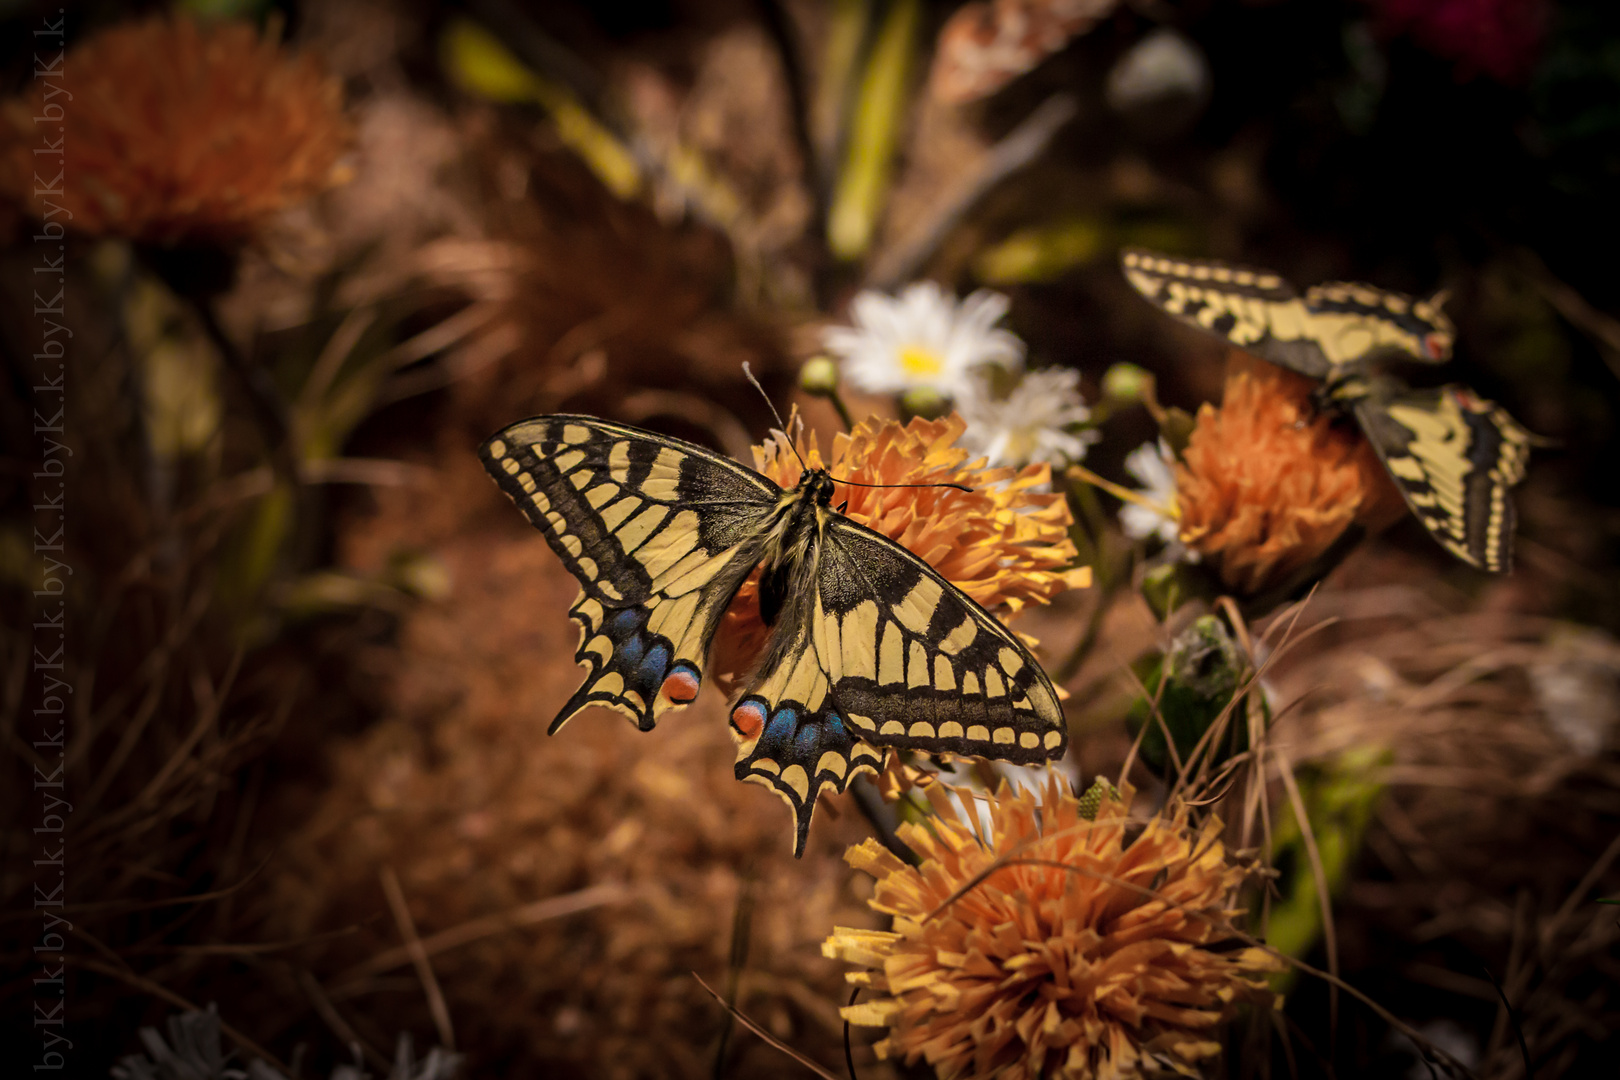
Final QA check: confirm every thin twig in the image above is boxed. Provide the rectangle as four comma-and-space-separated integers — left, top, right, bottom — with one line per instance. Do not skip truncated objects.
1476, 957, 1534, 1080
1516, 248, 1620, 384
692, 972, 845, 1080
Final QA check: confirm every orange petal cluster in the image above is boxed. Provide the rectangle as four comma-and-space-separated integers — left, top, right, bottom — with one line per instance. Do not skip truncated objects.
1175, 351, 1402, 595
711, 413, 1090, 681
0, 16, 351, 243
824, 776, 1280, 1080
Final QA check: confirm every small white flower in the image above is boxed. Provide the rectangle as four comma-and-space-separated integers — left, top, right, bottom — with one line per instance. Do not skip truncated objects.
957, 367, 1099, 469
1120, 439, 1181, 545
822, 282, 1025, 398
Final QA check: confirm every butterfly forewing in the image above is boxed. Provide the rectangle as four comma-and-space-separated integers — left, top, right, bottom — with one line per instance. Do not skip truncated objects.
1119, 248, 1332, 377
481, 416, 779, 733
1352, 386, 1532, 573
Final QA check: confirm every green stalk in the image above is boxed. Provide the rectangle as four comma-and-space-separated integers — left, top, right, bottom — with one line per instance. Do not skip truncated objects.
827, 0, 919, 261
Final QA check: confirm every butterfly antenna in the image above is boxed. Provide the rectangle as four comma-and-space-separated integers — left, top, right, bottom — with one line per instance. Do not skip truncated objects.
834, 476, 973, 494
743, 361, 966, 492
742, 361, 809, 472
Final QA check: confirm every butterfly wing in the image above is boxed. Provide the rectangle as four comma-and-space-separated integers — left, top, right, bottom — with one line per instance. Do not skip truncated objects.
1122, 249, 1456, 377
1120, 248, 1331, 378
481, 415, 779, 732
730, 514, 1068, 856
1303, 280, 1455, 366
1352, 385, 1532, 573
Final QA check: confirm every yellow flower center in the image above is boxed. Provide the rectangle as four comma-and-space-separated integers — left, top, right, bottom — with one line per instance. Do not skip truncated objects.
898, 343, 944, 377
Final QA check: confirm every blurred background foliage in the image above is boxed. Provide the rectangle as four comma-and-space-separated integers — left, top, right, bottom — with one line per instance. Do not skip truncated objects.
0, 0, 1618, 1077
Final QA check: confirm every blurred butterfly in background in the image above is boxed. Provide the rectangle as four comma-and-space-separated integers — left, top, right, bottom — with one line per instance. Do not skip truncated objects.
1121, 248, 1534, 572
481, 415, 1068, 855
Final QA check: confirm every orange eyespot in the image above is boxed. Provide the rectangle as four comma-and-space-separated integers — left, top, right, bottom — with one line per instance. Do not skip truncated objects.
731, 700, 766, 739
660, 668, 701, 705
1423, 333, 1449, 361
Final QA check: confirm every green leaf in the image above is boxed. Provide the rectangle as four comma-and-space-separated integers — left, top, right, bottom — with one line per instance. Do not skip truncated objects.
1127, 614, 1255, 774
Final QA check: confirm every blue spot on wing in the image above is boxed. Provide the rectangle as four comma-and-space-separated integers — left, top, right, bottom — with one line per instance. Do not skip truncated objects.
638, 642, 670, 686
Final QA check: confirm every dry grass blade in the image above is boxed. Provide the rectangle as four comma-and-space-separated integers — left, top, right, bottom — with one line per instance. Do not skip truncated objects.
1271, 744, 1340, 1039
866, 93, 1079, 288
379, 866, 456, 1051
334, 882, 627, 987
299, 969, 390, 1073
1541, 829, 1620, 953
692, 972, 844, 1080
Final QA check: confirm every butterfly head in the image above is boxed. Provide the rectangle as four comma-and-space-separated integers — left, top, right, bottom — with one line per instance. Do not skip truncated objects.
803, 469, 836, 507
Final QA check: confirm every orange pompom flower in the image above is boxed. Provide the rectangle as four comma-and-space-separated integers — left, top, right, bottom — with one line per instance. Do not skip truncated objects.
0, 16, 351, 243
1175, 351, 1402, 595
824, 775, 1280, 1080
711, 413, 1091, 681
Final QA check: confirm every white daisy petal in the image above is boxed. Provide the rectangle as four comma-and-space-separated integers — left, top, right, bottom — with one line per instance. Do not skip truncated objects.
1119, 440, 1182, 545
957, 367, 1098, 469
822, 281, 1027, 397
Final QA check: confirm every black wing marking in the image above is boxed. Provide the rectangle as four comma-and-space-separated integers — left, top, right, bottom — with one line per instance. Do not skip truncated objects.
1353, 385, 1531, 573
481, 415, 779, 731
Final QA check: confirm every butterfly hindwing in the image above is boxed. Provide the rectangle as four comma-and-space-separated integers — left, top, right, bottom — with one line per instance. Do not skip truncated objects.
1303, 280, 1454, 364
1121, 248, 1454, 376
481, 416, 779, 732
730, 514, 1069, 856
1352, 385, 1532, 573
729, 623, 886, 857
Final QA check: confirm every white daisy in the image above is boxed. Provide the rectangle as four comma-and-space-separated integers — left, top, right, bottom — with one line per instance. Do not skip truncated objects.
957, 366, 1100, 469
821, 282, 1025, 398
1119, 439, 1181, 545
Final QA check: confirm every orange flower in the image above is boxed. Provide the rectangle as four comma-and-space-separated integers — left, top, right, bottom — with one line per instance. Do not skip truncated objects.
824, 776, 1280, 1080
0, 17, 350, 243
1176, 351, 1402, 595
711, 414, 1090, 681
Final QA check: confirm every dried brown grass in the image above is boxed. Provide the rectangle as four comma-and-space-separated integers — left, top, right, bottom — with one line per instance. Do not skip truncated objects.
1257, 561, 1620, 1078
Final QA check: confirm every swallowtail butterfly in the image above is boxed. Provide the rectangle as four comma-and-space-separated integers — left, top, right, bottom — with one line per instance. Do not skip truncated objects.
1121, 249, 1532, 572
481, 416, 1069, 855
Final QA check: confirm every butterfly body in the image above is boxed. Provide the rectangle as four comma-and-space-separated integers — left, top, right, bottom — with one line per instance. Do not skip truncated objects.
481, 415, 1068, 854
1121, 249, 1532, 572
